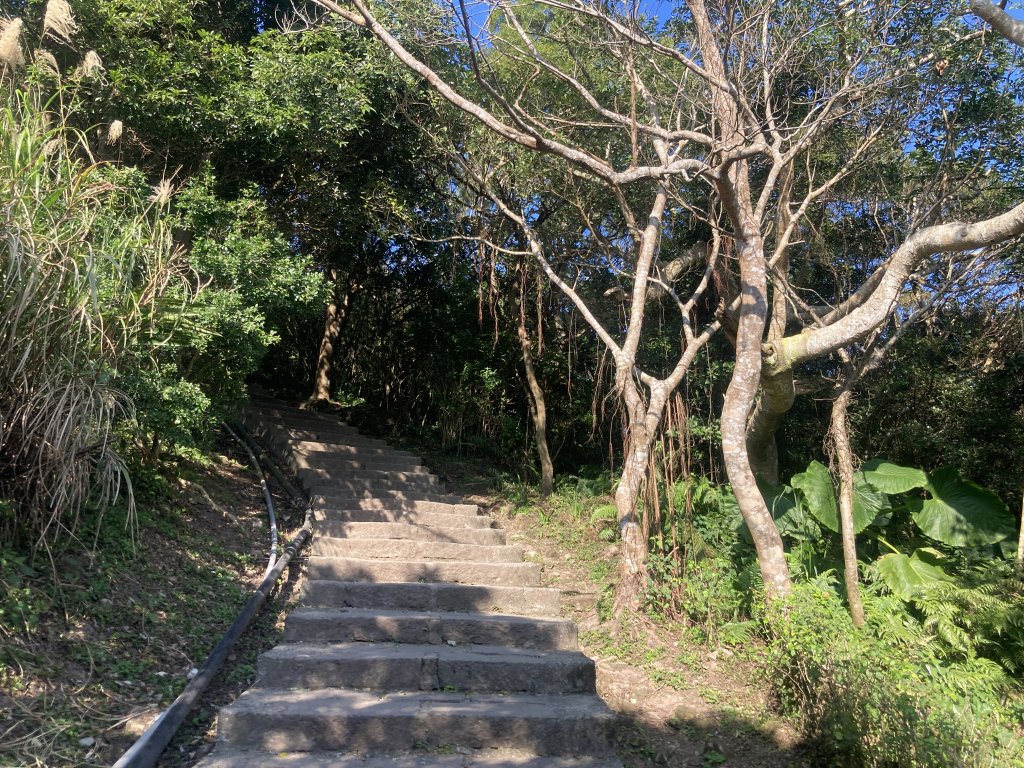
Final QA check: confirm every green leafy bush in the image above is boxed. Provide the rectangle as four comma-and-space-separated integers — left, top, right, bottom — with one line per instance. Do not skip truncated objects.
763, 582, 1024, 767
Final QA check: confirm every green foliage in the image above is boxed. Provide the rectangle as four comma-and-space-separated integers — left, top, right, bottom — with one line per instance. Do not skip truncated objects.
909, 467, 1015, 548
851, 326, 1024, 506
790, 461, 839, 531
0, 85, 178, 548
771, 458, 1013, 553
861, 459, 929, 494
0, 548, 51, 634
874, 549, 953, 602
643, 475, 757, 636
764, 582, 1024, 767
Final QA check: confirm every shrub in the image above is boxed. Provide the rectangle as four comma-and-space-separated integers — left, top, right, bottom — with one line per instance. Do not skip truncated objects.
763, 582, 1024, 767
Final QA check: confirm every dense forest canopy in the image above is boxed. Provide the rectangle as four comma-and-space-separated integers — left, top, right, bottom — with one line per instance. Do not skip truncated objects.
2, 1, 1024, 763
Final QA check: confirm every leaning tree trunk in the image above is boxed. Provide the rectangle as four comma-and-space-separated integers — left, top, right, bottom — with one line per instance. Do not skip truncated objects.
830, 385, 865, 627
307, 272, 352, 406
517, 316, 554, 496
614, 419, 652, 611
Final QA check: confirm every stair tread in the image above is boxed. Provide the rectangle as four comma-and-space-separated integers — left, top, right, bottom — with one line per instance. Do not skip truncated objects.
283, 607, 578, 650
226, 688, 616, 718
264, 641, 590, 663
197, 749, 623, 767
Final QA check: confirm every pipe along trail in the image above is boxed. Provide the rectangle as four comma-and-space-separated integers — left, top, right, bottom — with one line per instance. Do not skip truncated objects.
112, 422, 312, 768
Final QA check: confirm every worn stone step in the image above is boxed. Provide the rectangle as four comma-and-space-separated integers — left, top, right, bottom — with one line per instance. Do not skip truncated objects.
197, 749, 623, 767
307, 487, 463, 504
313, 508, 492, 530
287, 457, 434, 480
301, 581, 562, 617
283, 608, 578, 650
252, 407, 354, 424
311, 537, 522, 563
247, 412, 363, 434
313, 497, 479, 516
281, 446, 428, 470
256, 643, 596, 694
315, 521, 506, 546
288, 440, 420, 460
217, 689, 617, 755
306, 557, 542, 587
297, 474, 439, 492
280, 430, 405, 451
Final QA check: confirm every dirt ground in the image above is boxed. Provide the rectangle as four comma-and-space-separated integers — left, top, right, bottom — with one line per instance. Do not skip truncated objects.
0, 433, 304, 768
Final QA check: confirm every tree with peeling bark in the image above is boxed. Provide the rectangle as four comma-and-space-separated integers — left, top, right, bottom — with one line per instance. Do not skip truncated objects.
313, 0, 1024, 603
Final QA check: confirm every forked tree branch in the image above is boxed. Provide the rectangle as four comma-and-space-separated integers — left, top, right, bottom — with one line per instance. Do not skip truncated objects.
972, 0, 1024, 46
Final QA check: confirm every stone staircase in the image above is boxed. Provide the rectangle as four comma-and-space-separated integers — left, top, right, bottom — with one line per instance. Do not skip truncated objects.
195, 401, 622, 767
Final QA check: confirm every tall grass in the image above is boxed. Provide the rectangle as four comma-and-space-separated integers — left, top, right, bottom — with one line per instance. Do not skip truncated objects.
0, 86, 181, 552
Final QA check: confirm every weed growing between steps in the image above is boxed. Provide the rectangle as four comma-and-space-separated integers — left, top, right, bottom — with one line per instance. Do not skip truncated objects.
0, 436, 303, 768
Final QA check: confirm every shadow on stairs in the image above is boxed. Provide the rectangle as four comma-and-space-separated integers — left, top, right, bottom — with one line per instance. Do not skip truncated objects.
193, 399, 623, 768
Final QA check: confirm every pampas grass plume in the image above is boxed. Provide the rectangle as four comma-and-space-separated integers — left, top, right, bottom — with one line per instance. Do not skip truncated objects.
0, 17, 26, 72
150, 179, 174, 206
106, 119, 123, 145
79, 49, 103, 77
43, 0, 79, 45
35, 49, 60, 76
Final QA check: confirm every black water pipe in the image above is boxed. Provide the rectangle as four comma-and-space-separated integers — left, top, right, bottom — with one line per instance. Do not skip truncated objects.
112, 422, 311, 768
223, 422, 278, 576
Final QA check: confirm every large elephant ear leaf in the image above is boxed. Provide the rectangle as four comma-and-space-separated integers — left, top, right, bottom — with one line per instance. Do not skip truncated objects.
791, 461, 839, 532
876, 549, 952, 601
850, 471, 888, 532
909, 466, 1014, 547
758, 479, 820, 541
862, 459, 928, 494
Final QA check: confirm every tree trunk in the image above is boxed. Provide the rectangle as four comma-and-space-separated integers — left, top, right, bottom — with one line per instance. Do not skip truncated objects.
307, 272, 351, 406
746, 364, 796, 484
612, 372, 673, 612
517, 317, 554, 496
830, 385, 865, 627
1016, 493, 1024, 580
614, 416, 653, 612
690, 0, 790, 599
719, 239, 792, 600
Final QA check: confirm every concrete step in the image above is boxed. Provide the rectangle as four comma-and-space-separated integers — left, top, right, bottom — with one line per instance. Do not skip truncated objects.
313, 497, 479, 516
256, 643, 596, 694
315, 521, 506, 546
305, 557, 542, 587
217, 689, 618, 755
311, 537, 523, 563
291, 456, 430, 473
301, 581, 562, 617
283, 608, 579, 650
307, 487, 463, 504
297, 473, 439, 491
312, 508, 492, 530
288, 459, 435, 481
197, 749, 623, 767
248, 412, 364, 433
289, 440, 420, 460
280, 430, 405, 451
